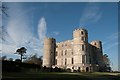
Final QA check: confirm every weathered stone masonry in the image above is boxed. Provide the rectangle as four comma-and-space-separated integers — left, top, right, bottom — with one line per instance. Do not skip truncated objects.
43, 28, 104, 72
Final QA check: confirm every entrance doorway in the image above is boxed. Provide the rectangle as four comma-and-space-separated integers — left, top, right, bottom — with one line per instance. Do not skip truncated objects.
86, 67, 89, 72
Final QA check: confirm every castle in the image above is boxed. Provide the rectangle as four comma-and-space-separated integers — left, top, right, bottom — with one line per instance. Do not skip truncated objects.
43, 28, 104, 72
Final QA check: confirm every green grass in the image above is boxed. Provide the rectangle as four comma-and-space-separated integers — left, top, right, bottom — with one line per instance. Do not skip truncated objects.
2, 72, 120, 80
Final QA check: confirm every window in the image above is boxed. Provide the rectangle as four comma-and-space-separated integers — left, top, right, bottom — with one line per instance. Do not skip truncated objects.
65, 50, 67, 55
52, 40, 54, 43
82, 45, 84, 51
65, 58, 67, 65
94, 43, 96, 45
82, 55, 85, 63
71, 51, 73, 55
72, 58, 74, 64
56, 51, 57, 56
72, 66, 74, 69
56, 45, 58, 48
55, 59, 57, 65
61, 51, 63, 56
81, 37, 84, 41
65, 44, 67, 46
81, 31, 84, 35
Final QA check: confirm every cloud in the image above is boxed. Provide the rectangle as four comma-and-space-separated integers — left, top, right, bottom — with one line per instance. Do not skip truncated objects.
80, 3, 102, 26
1, 43, 17, 54
53, 31, 59, 36
38, 17, 47, 44
6, 3, 33, 46
37, 17, 47, 55
103, 32, 118, 51
1, 3, 47, 58
105, 42, 118, 50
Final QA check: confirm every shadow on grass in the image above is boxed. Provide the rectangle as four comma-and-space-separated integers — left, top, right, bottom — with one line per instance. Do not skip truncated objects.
2, 72, 120, 80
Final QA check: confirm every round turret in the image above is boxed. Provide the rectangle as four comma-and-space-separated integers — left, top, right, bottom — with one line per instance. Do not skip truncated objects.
90, 40, 102, 49
43, 37, 56, 67
73, 28, 88, 43
73, 28, 89, 68
90, 40, 103, 65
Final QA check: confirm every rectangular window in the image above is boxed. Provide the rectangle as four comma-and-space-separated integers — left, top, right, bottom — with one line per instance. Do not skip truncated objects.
82, 55, 85, 63
55, 59, 57, 65
72, 58, 74, 64
81, 31, 84, 35
56, 45, 58, 48
56, 51, 57, 56
65, 50, 67, 55
81, 37, 84, 41
82, 45, 84, 51
61, 50, 63, 56
71, 51, 73, 55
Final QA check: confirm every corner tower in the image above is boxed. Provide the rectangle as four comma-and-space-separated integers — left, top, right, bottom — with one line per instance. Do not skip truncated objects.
73, 28, 89, 70
90, 40, 103, 66
43, 38, 56, 67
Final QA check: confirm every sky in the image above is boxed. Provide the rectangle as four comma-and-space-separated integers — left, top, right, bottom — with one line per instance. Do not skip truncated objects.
1, 2, 119, 71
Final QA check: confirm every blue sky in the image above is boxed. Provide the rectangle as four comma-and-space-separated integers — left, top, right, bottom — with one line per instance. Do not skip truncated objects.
1, 2, 118, 71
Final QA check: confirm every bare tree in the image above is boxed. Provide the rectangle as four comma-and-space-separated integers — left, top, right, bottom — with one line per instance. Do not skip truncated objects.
0, 2, 8, 17
24, 54, 42, 65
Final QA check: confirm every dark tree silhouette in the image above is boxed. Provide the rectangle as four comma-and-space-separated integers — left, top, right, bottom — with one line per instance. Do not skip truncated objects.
24, 54, 42, 65
0, 2, 8, 17
15, 47, 27, 62
1, 56, 7, 60
103, 54, 111, 71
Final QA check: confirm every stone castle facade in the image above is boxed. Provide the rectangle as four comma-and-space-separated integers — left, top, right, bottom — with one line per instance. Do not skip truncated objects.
43, 28, 104, 72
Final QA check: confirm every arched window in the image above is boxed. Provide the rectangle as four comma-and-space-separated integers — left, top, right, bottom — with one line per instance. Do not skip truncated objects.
81, 31, 84, 35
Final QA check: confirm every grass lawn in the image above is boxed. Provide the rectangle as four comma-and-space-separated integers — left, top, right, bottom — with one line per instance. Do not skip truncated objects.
2, 72, 120, 80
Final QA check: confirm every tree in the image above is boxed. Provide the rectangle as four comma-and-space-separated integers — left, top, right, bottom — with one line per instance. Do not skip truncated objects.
8, 58, 13, 61
0, 2, 8, 17
1, 56, 7, 60
103, 54, 111, 71
15, 47, 27, 62
24, 54, 42, 65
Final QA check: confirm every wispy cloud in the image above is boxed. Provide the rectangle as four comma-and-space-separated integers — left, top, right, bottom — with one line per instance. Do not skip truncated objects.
6, 3, 33, 46
53, 31, 59, 36
103, 32, 119, 51
37, 17, 47, 55
1, 3, 47, 58
38, 17, 47, 44
80, 3, 101, 26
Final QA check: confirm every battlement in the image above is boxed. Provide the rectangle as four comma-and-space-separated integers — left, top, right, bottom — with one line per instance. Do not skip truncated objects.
91, 40, 102, 44
73, 27, 88, 33
56, 40, 73, 44
45, 37, 56, 40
